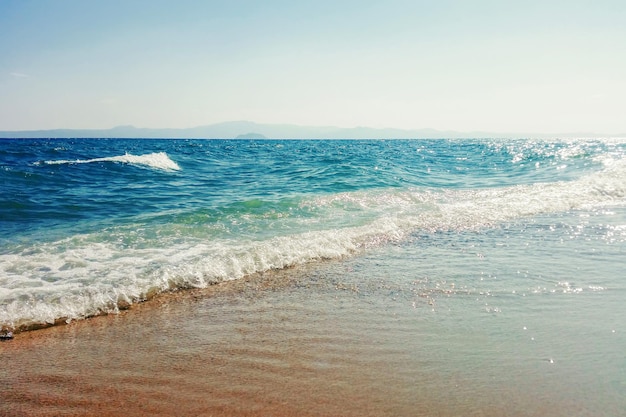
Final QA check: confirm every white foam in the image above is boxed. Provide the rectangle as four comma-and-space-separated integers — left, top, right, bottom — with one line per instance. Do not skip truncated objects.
42, 152, 181, 171
1, 159, 624, 330
0, 230, 358, 329
310, 158, 626, 232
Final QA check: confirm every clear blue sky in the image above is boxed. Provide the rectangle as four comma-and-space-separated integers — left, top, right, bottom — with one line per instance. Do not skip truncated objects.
1, 0, 625, 133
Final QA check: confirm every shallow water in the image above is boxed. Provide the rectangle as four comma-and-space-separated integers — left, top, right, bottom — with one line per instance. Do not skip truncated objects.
2, 209, 625, 416
2, 224, 624, 416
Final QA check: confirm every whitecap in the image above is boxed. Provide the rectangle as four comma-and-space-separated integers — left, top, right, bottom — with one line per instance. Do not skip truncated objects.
41, 152, 181, 171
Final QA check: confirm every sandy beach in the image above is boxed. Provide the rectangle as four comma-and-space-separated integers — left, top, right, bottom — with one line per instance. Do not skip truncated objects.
3, 254, 620, 417
2, 266, 422, 417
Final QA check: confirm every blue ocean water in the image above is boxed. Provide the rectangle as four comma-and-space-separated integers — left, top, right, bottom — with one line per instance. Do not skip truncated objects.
0, 138, 625, 334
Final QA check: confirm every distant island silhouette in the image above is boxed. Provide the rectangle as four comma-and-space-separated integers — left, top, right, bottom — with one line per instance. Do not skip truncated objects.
234, 132, 267, 139
0, 121, 621, 139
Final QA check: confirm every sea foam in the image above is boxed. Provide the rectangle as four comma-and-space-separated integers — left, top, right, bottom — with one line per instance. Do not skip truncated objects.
42, 152, 181, 171
1, 160, 624, 331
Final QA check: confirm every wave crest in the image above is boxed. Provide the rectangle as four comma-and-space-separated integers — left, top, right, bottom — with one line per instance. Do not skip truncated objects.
41, 152, 181, 171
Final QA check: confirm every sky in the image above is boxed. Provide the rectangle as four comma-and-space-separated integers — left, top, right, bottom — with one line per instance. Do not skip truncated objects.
1, 0, 625, 134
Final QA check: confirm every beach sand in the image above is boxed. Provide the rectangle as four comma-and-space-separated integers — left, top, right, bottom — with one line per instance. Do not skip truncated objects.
0, 260, 613, 417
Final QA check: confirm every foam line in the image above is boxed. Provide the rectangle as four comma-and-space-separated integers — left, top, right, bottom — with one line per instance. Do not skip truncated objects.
42, 152, 181, 171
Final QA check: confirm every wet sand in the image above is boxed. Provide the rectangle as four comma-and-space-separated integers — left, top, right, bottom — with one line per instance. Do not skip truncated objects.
0, 262, 615, 417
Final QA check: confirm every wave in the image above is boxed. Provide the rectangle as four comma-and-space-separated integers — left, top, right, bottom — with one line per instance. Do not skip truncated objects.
40, 152, 181, 171
1, 158, 625, 331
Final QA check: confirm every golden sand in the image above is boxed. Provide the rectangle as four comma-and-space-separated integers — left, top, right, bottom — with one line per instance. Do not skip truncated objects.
0, 267, 597, 417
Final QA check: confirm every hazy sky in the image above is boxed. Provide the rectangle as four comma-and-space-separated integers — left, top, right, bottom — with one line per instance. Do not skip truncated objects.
1, 0, 625, 133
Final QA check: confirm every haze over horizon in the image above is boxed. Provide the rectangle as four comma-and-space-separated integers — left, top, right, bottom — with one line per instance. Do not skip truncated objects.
1, 1, 625, 135
1, 120, 624, 140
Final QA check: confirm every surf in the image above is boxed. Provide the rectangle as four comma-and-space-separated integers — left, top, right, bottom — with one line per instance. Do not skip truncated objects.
2, 138, 625, 333
1, 157, 624, 332
40, 151, 181, 171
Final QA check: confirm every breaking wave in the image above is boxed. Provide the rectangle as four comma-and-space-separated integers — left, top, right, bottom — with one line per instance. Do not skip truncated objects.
1, 158, 624, 331
41, 152, 181, 171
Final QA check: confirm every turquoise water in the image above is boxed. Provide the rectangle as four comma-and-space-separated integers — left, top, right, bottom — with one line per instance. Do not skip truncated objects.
1, 138, 625, 332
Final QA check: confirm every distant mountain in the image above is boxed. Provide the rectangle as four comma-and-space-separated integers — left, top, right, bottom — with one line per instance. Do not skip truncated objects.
0, 121, 621, 139
234, 132, 267, 139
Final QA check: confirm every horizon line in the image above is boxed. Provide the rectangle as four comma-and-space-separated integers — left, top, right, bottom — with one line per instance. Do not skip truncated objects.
0, 120, 625, 139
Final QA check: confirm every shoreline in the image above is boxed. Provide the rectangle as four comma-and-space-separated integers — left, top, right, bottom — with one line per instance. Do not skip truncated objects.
2, 266, 407, 417
2, 254, 623, 416
1, 263, 305, 335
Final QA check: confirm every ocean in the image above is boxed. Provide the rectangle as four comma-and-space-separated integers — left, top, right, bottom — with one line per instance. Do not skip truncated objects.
1, 138, 625, 415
